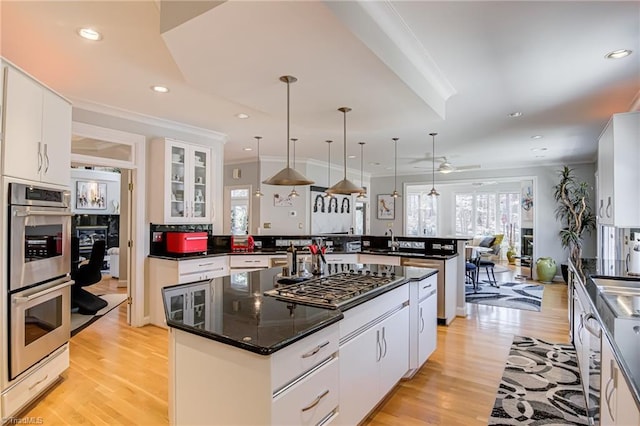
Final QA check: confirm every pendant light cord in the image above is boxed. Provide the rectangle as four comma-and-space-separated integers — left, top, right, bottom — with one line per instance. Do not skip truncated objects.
286, 80, 291, 168
342, 111, 347, 180
359, 142, 365, 188
255, 136, 262, 195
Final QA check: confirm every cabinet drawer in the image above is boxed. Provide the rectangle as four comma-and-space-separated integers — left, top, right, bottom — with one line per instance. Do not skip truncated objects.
358, 254, 401, 266
324, 254, 358, 264
418, 274, 437, 300
272, 357, 339, 426
271, 324, 339, 393
229, 255, 269, 268
2, 345, 69, 419
178, 257, 228, 283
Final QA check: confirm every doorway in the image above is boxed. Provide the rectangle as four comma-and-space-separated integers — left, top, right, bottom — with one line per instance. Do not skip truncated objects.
71, 122, 146, 326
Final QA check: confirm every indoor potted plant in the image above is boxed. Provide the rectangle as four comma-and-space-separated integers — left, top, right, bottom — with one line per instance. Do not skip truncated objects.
553, 166, 596, 282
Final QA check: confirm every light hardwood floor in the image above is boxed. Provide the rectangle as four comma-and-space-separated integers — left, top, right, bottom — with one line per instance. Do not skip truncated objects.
22, 265, 570, 425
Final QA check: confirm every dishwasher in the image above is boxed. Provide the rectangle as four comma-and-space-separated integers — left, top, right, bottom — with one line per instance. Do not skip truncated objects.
401, 257, 452, 325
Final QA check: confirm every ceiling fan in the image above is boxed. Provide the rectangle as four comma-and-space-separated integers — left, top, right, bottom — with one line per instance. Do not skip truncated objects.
412, 156, 481, 174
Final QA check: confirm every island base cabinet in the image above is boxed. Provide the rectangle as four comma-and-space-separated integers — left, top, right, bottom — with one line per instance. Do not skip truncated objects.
338, 306, 409, 425
272, 358, 339, 426
418, 291, 437, 366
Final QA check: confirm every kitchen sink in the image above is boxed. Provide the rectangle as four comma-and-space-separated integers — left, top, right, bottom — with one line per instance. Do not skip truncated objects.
593, 278, 640, 293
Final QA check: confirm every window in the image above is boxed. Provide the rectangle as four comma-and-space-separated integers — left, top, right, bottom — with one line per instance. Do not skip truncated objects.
230, 188, 250, 235
405, 189, 438, 236
455, 191, 520, 249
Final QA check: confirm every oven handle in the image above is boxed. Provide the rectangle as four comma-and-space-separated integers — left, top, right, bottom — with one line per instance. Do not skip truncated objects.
13, 279, 74, 303
15, 210, 73, 217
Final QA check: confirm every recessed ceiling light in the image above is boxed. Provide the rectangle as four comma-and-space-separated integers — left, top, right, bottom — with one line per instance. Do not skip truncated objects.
151, 85, 169, 93
605, 49, 632, 59
369, 162, 380, 166
531, 147, 548, 152
508, 112, 523, 118
236, 113, 250, 119
77, 28, 102, 41
348, 155, 356, 159
531, 135, 543, 140
243, 147, 253, 151
385, 167, 393, 170
535, 155, 546, 158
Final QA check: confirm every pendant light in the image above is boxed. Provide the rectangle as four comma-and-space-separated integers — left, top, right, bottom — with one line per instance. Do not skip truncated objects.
254, 136, 263, 197
428, 132, 440, 197
391, 138, 401, 198
326, 107, 364, 195
263, 75, 314, 186
288, 138, 299, 198
324, 140, 334, 199
357, 142, 366, 200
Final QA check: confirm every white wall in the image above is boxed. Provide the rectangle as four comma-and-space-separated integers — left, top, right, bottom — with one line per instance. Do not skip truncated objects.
224, 157, 370, 235
370, 162, 597, 270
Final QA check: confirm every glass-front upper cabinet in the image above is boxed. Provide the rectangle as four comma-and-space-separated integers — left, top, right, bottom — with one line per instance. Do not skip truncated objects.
149, 138, 212, 224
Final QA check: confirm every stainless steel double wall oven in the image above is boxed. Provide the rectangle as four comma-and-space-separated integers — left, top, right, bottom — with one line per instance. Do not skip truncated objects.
7, 183, 73, 379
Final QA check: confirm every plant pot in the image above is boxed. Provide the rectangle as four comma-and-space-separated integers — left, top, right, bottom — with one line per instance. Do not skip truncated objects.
506, 247, 517, 265
536, 257, 557, 283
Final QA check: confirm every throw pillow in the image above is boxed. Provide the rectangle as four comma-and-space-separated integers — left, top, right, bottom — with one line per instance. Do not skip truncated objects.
493, 234, 504, 246
479, 236, 495, 248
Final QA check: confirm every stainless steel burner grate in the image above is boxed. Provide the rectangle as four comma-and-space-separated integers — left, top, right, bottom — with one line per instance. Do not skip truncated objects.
264, 272, 402, 309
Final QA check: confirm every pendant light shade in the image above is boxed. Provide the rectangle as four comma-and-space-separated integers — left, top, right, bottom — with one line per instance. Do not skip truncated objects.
324, 140, 334, 199
327, 107, 364, 195
357, 142, 366, 200
263, 76, 314, 186
428, 132, 440, 197
254, 136, 263, 197
391, 137, 401, 198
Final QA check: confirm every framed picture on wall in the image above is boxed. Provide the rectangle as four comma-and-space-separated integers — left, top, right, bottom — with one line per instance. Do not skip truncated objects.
377, 194, 395, 220
76, 181, 107, 210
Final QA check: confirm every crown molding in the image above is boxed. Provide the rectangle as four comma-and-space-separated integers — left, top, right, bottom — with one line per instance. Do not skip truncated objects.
70, 97, 229, 144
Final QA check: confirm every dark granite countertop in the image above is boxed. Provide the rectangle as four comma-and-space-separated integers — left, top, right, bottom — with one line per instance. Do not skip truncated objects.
162, 264, 436, 355
571, 258, 640, 410
149, 250, 458, 260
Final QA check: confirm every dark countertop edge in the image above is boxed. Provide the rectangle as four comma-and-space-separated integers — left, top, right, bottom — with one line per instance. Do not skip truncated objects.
166, 313, 343, 355
149, 251, 458, 260
163, 267, 437, 354
570, 259, 640, 410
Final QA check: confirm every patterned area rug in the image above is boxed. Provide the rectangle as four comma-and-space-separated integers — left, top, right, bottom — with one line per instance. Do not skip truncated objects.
489, 336, 589, 425
465, 281, 543, 312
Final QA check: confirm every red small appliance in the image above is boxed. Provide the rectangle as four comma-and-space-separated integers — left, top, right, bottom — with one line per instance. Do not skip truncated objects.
166, 232, 208, 254
231, 235, 254, 252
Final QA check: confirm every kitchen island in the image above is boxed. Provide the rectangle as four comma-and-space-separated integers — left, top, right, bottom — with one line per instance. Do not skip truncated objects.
162, 264, 437, 425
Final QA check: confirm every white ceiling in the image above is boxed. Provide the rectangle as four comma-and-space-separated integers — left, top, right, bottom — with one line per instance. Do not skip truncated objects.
1, 1, 639, 178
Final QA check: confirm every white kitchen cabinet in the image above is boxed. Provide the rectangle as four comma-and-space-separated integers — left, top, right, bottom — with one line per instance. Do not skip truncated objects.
148, 256, 228, 327
417, 287, 437, 367
358, 253, 401, 266
229, 254, 270, 269
2, 64, 71, 186
600, 333, 640, 426
149, 138, 212, 224
572, 281, 590, 396
169, 323, 340, 426
597, 111, 640, 227
338, 284, 410, 425
324, 253, 358, 264
406, 274, 438, 378
164, 281, 211, 329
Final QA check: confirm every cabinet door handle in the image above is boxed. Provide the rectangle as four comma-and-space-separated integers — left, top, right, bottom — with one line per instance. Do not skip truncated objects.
598, 199, 604, 219
422, 283, 433, 290
376, 330, 382, 361
43, 143, 49, 173
605, 196, 612, 218
301, 341, 330, 359
37, 142, 43, 172
301, 389, 329, 412
381, 326, 388, 358
28, 374, 49, 391
582, 313, 600, 338
419, 307, 425, 333
605, 360, 618, 421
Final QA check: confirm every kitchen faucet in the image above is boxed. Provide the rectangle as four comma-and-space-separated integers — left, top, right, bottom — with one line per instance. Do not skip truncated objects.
387, 229, 399, 251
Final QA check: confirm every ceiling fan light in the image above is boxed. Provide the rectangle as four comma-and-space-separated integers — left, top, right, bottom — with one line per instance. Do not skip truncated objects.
263, 75, 314, 186
438, 162, 454, 173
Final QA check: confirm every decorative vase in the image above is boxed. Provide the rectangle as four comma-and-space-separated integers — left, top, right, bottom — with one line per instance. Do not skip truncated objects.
536, 257, 557, 283
506, 247, 517, 265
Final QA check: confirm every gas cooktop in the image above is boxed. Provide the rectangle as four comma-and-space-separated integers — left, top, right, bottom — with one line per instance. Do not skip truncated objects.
264, 271, 404, 309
